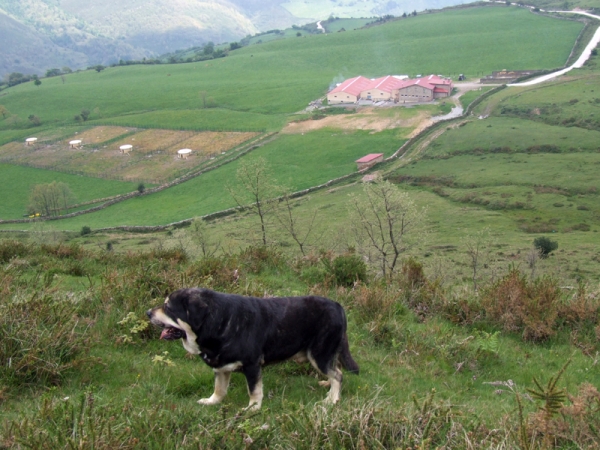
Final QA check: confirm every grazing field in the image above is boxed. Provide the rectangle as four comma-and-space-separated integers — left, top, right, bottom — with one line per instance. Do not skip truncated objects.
0, 164, 139, 220
0, 127, 260, 183
0, 238, 598, 448
0, 129, 403, 229
0, 7, 583, 131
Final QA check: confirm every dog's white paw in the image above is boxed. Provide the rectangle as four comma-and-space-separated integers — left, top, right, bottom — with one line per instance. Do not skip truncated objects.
318, 380, 331, 388
245, 402, 261, 411
198, 396, 221, 405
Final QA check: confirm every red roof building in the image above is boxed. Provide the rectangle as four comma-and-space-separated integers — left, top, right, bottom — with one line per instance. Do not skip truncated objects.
327, 76, 373, 104
356, 153, 384, 170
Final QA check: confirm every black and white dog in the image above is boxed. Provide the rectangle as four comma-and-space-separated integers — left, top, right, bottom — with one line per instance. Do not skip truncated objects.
147, 288, 359, 409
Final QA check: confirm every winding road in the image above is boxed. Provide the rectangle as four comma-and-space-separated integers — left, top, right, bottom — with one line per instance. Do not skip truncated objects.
508, 10, 600, 86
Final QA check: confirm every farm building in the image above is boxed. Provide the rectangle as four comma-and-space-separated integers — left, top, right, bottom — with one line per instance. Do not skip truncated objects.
356, 153, 384, 170
327, 74, 453, 104
359, 76, 405, 102
327, 76, 373, 104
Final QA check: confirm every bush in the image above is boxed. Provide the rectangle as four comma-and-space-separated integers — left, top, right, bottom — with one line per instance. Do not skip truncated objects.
0, 240, 28, 263
323, 254, 367, 287
533, 236, 558, 258
0, 292, 89, 387
481, 268, 561, 341
80, 226, 91, 236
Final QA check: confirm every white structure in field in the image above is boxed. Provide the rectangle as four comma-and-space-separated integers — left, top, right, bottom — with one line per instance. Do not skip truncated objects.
327, 74, 453, 104
120, 144, 133, 154
177, 148, 192, 159
25, 137, 37, 146
69, 139, 82, 148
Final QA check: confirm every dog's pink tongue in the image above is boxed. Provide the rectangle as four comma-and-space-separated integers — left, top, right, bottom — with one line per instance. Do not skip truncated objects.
160, 329, 171, 340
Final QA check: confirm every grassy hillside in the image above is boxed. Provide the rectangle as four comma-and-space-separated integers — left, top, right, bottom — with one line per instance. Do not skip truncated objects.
0, 239, 598, 448
0, 7, 583, 130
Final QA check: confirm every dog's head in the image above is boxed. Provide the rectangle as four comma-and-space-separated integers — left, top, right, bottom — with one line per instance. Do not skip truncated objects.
146, 288, 207, 340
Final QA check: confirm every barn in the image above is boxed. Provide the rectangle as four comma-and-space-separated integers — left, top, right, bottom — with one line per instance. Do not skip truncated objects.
327, 76, 373, 104
359, 76, 405, 102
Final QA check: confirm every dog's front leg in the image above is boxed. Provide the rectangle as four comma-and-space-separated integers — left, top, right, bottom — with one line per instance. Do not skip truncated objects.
243, 364, 263, 410
198, 369, 231, 405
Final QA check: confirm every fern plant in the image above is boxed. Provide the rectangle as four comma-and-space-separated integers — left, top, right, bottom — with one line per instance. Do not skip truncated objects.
526, 359, 570, 419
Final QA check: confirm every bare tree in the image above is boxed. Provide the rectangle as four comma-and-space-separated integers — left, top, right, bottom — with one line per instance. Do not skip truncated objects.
526, 246, 543, 279
349, 178, 426, 279
228, 157, 280, 246
462, 227, 493, 292
189, 218, 221, 258
275, 194, 319, 256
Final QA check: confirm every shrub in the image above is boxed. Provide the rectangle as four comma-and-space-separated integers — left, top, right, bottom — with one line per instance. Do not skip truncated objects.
239, 246, 283, 274
481, 268, 561, 341
533, 236, 558, 258
0, 240, 28, 263
322, 254, 367, 287
0, 292, 89, 387
80, 226, 91, 236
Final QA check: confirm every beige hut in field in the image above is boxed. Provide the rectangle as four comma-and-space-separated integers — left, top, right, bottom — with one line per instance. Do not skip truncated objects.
119, 144, 133, 154
69, 139, 82, 149
25, 137, 38, 146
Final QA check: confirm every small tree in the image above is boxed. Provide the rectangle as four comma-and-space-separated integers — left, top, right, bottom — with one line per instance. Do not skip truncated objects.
0, 105, 9, 119
189, 218, 221, 257
93, 65, 105, 73
228, 157, 281, 246
28, 182, 75, 217
137, 183, 146, 194
275, 194, 319, 256
80, 109, 91, 121
533, 237, 558, 258
28, 115, 41, 126
462, 227, 494, 291
349, 178, 426, 279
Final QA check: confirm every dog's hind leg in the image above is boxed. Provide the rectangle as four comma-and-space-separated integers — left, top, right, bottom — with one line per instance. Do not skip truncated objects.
324, 366, 343, 404
307, 352, 343, 404
242, 364, 263, 410
198, 370, 231, 405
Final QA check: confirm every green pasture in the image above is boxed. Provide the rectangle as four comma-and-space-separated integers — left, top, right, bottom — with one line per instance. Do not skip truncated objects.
89, 109, 286, 132
322, 18, 373, 32
425, 116, 600, 156
0, 164, 139, 220
0, 129, 403, 230
0, 7, 583, 130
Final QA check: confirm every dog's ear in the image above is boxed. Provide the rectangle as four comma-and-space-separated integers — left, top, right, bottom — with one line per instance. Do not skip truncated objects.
186, 295, 208, 330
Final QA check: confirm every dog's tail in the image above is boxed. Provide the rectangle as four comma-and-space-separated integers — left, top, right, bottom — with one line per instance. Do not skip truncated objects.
339, 331, 359, 375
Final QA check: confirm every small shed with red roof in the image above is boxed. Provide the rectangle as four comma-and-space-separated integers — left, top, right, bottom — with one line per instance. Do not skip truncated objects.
356, 153, 384, 171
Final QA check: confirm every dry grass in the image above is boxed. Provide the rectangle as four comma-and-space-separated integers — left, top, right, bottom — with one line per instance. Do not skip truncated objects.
0, 127, 259, 183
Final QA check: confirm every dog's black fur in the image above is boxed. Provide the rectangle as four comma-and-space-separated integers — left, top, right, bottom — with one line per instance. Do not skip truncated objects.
147, 288, 359, 409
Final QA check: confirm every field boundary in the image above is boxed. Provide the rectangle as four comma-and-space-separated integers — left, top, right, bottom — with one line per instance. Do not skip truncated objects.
0, 132, 277, 225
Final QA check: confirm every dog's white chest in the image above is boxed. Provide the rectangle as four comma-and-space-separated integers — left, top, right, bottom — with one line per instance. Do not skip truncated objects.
177, 319, 201, 354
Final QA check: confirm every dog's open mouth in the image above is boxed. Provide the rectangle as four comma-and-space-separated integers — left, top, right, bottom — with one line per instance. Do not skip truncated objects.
160, 327, 185, 340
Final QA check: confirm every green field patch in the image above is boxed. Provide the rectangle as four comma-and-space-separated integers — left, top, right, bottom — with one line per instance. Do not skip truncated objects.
0, 7, 583, 129
0, 164, 139, 220
424, 116, 600, 157
395, 152, 600, 193
322, 18, 373, 33
0, 129, 403, 229
495, 75, 600, 131
92, 109, 286, 132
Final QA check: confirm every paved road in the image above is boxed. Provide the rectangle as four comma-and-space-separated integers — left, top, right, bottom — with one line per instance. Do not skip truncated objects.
508, 10, 600, 86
